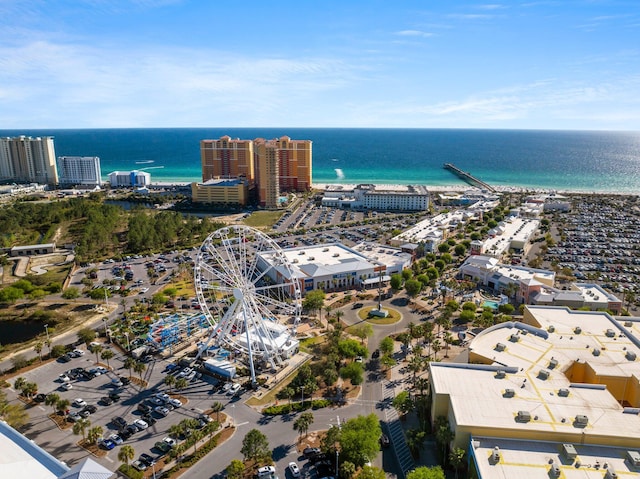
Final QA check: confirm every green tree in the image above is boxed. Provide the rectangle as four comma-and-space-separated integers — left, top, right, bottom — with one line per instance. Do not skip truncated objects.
340, 362, 365, 385
358, 465, 386, 479
449, 447, 466, 479
62, 287, 80, 300
164, 373, 177, 391
293, 412, 314, 439
350, 323, 373, 344
0, 389, 28, 428
329, 414, 381, 468
133, 360, 146, 380
211, 401, 224, 423
100, 348, 114, 368
303, 290, 326, 318
87, 425, 104, 445
56, 398, 70, 417
118, 444, 135, 466
404, 279, 423, 299
340, 461, 357, 479
50, 344, 66, 358
406, 466, 445, 479
89, 343, 103, 364
73, 417, 91, 441
175, 377, 188, 390
240, 428, 271, 462
389, 274, 403, 291
392, 391, 413, 418
226, 459, 246, 479
124, 357, 136, 377
45, 393, 60, 414
379, 336, 394, 356
34, 341, 44, 361
77, 327, 96, 346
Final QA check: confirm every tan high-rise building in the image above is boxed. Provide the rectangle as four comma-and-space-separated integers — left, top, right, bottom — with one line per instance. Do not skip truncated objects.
200, 136, 254, 183
0, 136, 58, 185
200, 135, 312, 209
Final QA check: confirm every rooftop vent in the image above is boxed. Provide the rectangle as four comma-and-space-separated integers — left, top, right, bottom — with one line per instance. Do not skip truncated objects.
495, 370, 506, 379
558, 388, 570, 397
605, 467, 618, 479
538, 369, 550, 380
548, 325, 555, 333
495, 343, 506, 352
574, 326, 582, 334
593, 348, 601, 356
509, 334, 519, 343
503, 389, 515, 398
625, 321, 633, 327
606, 329, 616, 337
626, 450, 640, 467
491, 446, 500, 463
516, 410, 531, 422
549, 461, 561, 477
627, 351, 637, 361
574, 415, 588, 427
549, 358, 559, 369
561, 443, 577, 460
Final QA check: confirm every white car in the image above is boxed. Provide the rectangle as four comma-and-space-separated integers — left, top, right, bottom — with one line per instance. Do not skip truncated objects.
72, 349, 85, 357
163, 436, 177, 448
59, 374, 71, 382
61, 382, 73, 391
73, 398, 87, 407
109, 434, 123, 445
168, 398, 182, 408
228, 383, 242, 395
139, 287, 149, 294
134, 419, 149, 430
289, 462, 300, 477
111, 378, 123, 387
132, 460, 147, 472
155, 392, 170, 403
96, 366, 108, 374
154, 406, 170, 417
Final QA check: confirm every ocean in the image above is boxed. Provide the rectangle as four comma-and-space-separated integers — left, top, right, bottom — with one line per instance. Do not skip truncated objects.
1, 128, 639, 193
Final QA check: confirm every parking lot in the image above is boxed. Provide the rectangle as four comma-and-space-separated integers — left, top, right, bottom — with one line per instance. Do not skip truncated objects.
9, 344, 242, 471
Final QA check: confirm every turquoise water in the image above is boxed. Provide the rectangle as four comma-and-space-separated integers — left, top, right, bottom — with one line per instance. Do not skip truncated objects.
482, 301, 499, 310
1, 128, 639, 193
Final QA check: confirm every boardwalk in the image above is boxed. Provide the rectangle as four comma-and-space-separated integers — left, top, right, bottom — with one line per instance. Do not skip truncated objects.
443, 163, 496, 192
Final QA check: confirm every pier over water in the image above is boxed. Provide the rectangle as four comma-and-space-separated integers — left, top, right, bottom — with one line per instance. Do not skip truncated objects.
443, 163, 496, 192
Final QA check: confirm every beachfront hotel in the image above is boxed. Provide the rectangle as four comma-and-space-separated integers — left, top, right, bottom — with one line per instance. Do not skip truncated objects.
190, 178, 249, 207
430, 305, 640, 478
57, 156, 102, 187
198, 135, 312, 208
0, 136, 59, 185
321, 184, 430, 211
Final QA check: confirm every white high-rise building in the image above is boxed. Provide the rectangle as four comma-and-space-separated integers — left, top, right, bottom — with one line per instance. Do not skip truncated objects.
0, 136, 58, 185
57, 156, 102, 187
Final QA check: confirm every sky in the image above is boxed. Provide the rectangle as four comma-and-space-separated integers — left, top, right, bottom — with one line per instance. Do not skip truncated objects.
1, 0, 639, 130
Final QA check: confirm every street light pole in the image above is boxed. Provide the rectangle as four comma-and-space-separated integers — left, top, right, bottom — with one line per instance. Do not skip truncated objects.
44, 324, 49, 343
124, 331, 130, 351
102, 317, 109, 342
300, 385, 305, 406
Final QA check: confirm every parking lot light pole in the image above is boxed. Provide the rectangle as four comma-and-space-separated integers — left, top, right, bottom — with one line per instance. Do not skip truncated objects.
124, 331, 130, 351
102, 317, 109, 342
44, 324, 49, 343
300, 385, 304, 405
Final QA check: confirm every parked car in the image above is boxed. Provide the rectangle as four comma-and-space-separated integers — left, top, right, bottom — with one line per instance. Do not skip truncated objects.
168, 398, 182, 408
109, 434, 123, 445
303, 447, 321, 459
100, 396, 113, 406
108, 392, 121, 402
289, 462, 300, 477
137, 403, 152, 414
154, 406, 170, 417
61, 382, 73, 391
73, 398, 87, 407
154, 441, 171, 454
228, 383, 241, 396
139, 453, 156, 466
133, 419, 149, 430
132, 460, 147, 472
112, 416, 127, 430
99, 438, 116, 450
81, 404, 97, 415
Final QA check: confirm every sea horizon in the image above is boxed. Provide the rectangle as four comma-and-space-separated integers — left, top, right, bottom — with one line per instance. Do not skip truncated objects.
1, 127, 639, 194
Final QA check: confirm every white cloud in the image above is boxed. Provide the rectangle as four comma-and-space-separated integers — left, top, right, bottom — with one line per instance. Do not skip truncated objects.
394, 30, 434, 38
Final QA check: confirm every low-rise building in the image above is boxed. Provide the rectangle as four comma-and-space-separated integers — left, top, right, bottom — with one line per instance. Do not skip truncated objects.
322, 184, 429, 211
429, 306, 640, 478
531, 282, 622, 314
191, 178, 249, 206
107, 170, 150, 188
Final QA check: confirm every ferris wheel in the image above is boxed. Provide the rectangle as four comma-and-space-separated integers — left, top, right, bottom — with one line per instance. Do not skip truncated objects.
194, 225, 301, 386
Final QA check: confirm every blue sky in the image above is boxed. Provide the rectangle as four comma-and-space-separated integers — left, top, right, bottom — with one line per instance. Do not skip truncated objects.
1, 0, 639, 130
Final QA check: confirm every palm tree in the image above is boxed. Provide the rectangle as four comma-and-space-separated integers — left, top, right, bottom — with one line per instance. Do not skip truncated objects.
432, 339, 442, 361
190, 429, 204, 454
118, 444, 135, 466
56, 398, 70, 417
13, 377, 26, 391
34, 341, 43, 361
45, 393, 60, 415
169, 424, 183, 439
123, 357, 135, 378
73, 417, 91, 442
164, 374, 176, 391
22, 382, 38, 399
89, 344, 103, 364
293, 412, 314, 439
87, 425, 104, 445
175, 377, 188, 390
211, 401, 223, 423
100, 349, 114, 369
44, 338, 52, 356
133, 360, 146, 381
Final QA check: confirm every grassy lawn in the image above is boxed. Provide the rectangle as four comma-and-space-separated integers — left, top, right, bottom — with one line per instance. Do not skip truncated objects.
242, 211, 283, 229
358, 306, 402, 324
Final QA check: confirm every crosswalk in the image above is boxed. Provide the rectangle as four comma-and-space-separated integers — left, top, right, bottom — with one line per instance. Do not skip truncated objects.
382, 381, 415, 479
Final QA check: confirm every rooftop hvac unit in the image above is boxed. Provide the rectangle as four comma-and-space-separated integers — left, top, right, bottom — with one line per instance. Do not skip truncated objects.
625, 321, 633, 327
509, 334, 519, 343
503, 389, 515, 398
626, 450, 640, 467
516, 410, 531, 422
605, 467, 618, 479
574, 415, 588, 426
549, 461, 561, 477
558, 388, 570, 397
548, 325, 555, 333
606, 329, 616, 337
491, 447, 500, 463
593, 348, 601, 356
538, 369, 550, 380
561, 443, 578, 460
495, 343, 506, 352
549, 358, 559, 369
495, 370, 506, 379
574, 326, 582, 334
626, 351, 637, 361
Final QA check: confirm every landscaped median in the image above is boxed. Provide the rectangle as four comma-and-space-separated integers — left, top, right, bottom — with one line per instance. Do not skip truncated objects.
262, 399, 334, 416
